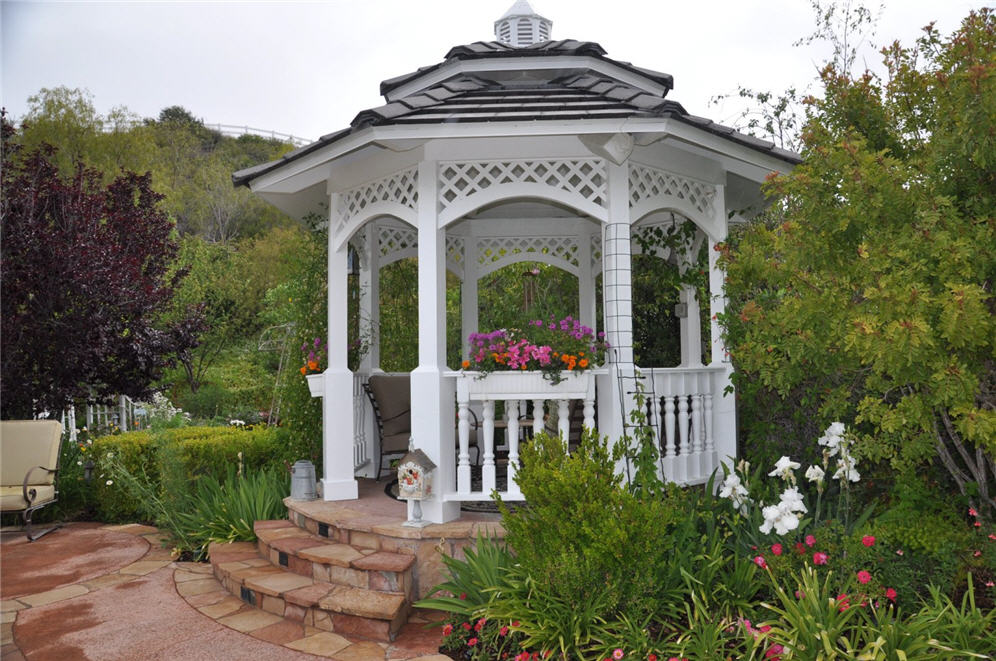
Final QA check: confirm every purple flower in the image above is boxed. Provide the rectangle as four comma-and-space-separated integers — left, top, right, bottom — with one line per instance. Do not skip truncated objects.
308, 351, 316, 361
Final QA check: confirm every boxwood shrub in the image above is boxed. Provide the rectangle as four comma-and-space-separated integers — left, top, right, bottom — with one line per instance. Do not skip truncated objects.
90, 425, 296, 523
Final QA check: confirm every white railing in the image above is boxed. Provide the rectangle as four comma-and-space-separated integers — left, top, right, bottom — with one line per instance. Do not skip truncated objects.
638, 366, 726, 485
352, 373, 375, 474
445, 370, 602, 501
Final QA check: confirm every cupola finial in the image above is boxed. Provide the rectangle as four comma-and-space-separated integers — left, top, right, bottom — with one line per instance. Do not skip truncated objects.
494, 0, 552, 47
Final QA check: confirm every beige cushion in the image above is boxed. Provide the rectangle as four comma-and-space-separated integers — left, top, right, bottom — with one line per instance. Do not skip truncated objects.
367, 375, 411, 439
1, 420, 63, 487
0, 485, 56, 511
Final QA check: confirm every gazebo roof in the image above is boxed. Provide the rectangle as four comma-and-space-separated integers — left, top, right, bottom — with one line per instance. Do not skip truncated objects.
233, 37, 800, 189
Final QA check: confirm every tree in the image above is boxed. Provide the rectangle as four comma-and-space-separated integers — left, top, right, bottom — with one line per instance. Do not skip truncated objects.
721, 10, 996, 515
0, 117, 203, 419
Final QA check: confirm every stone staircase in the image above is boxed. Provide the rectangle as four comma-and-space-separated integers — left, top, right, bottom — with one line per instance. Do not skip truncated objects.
209, 520, 415, 642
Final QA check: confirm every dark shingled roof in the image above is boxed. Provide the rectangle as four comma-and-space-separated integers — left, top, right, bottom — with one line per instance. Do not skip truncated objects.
379, 39, 674, 96
233, 40, 799, 188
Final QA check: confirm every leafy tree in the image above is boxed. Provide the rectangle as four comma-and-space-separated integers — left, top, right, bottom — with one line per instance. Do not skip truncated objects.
721, 10, 996, 515
0, 117, 203, 419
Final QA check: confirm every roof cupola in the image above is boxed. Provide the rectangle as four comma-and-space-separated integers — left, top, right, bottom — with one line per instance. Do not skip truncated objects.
494, 0, 552, 47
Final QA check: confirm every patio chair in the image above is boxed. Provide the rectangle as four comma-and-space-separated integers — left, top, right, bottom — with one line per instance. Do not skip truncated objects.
363, 374, 480, 481
0, 420, 64, 541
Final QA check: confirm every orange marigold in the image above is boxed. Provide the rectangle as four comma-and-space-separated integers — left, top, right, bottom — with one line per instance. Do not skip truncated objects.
579, 358, 589, 368
461, 360, 470, 369
308, 360, 319, 371
299, 366, 307, 375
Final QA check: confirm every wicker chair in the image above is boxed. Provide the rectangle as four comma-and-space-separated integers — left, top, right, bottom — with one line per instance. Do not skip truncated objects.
363, 374, 481, 481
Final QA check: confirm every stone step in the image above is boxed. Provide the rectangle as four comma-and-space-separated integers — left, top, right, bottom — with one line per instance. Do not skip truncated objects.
253, 520, 415, 597
208, 539, 411, 642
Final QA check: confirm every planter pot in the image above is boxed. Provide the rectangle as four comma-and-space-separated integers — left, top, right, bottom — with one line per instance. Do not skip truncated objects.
305, 373, 324, 397
456, 369, 602, 400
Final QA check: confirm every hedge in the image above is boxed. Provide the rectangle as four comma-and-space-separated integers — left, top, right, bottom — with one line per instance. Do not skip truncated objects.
89, 425, 297, 522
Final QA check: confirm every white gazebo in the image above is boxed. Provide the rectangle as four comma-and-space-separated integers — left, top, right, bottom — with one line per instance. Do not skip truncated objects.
235, 2, 798, 523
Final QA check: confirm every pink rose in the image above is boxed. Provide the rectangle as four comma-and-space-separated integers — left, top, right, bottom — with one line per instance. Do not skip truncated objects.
805, 534, 817, 547
771, 543, 783, 556
754, 555, 767, 568
813, 552, 828, 565
857, 570, 871, 584
861, 535, 875, 547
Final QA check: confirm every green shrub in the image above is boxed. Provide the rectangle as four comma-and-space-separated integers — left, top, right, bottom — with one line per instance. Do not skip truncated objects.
178, 383, 231, 420
499, 429, 685, 621
89, 424, 294, 522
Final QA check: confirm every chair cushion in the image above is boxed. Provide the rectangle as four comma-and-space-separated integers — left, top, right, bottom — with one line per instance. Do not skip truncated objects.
367, 375, 411, 438
0, 485, 56, 512
0, 420, 63, 487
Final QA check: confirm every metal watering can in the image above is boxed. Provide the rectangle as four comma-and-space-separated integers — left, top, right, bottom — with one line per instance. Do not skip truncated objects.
289, 460, 317, 501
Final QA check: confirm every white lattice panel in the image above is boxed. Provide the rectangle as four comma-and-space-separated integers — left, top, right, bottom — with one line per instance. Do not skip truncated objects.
378, 225, 417, 264
334, 168, 418, 236
477, 235, 581, 273
439, 159, 606, 210
629, 164, 715, 217
590, 234, 603, 276
446, 236, 465, 277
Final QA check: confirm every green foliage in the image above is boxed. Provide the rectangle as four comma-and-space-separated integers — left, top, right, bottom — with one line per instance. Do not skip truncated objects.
89, 425, 292, 522
722, 10, 996, 515
756, 566, 996, 659
272, 219, 327, 466
174, 466, 289, 559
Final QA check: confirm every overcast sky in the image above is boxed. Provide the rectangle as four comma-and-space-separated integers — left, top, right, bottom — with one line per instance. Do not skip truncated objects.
2, 0, 988, 143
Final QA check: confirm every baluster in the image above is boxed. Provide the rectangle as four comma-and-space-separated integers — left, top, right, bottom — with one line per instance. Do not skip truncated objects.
691, 394, 704, 479
664, 397, 676, 458
583, 396, 595, 432
662, 396, 676, 482
532, 399, 544, 438
482, 400, 496, 494
457, 400, 471, 494
677, 396, 689, 483
649, 394, 662, 449
557, 399, 570, 449
507, 400, 521, 497
704, 393, 715, 476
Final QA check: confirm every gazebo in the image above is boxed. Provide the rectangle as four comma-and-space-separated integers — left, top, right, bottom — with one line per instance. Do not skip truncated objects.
235, 1, 798, 524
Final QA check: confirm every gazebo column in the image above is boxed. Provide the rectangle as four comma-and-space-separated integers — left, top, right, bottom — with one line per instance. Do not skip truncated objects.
678, 246, 703, 368
321, 192, 358, 501
578, 230, 596, 332
358, 222, 381, 372
707, 183, 734, 469
599, 163, 637, 475
461, 238, 479, 361
411, 161, 459, 524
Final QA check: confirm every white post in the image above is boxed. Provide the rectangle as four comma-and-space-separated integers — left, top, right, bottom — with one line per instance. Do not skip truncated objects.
602, 162, 636, 471
322, 192, 358, 501
708, 185, 728, 366
707, 184, 734, 474
578, 231, 596, 332
410, 160, 459, 523
359, 222, 381, 372
461, 238, 478, 361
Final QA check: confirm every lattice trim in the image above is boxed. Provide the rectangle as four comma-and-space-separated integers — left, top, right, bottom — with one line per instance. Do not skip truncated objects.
378, 225, 417, 263
334, 168, 418, 237
477, 235, 581, 271
446, 236, 465, 275
590, 234, 603, 276
629, 164, 715, 217
439, 159, 606, 210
